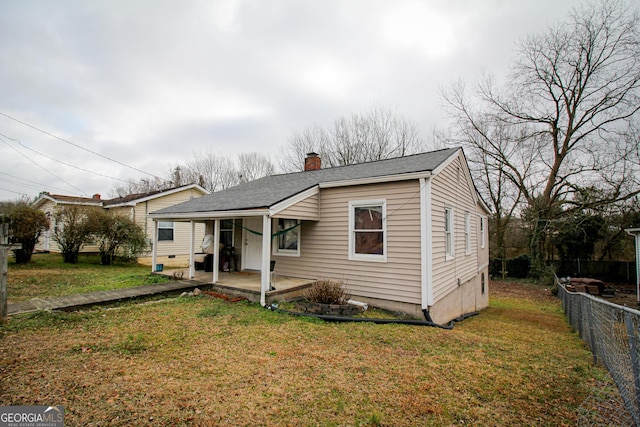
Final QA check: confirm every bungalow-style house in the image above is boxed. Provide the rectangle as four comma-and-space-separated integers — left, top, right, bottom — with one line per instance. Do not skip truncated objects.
149, 148, 490, 323
33, 184, 209, 267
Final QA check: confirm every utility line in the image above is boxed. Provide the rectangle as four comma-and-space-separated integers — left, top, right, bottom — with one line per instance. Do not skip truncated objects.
0, 171, 71, 193
0, 185, 30, 197
0, 111, 167, 182
0, 132, 130, 183
0, 136, 85, 194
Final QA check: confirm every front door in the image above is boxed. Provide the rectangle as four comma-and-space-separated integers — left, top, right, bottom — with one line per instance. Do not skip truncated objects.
244, 217, 263, 270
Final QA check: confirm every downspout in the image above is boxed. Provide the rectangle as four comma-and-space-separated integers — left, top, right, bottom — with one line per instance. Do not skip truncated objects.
420, 177, 434, 315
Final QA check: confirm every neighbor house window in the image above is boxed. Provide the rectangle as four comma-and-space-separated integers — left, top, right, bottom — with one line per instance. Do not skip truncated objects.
158, 221, 174, 241
445, 207, 454, 259
274, 218, 300, 256
220, 219, 234, 247
465, 212, 471, 254
349, 200, 386, 262
480, 216, 486, 249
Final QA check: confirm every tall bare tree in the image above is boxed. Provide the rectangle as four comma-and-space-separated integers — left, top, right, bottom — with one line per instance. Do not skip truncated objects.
279, 107, 427, 172
445, 0, 640, 276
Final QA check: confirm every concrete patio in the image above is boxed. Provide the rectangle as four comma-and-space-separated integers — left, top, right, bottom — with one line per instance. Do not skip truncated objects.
159, 268, 315, 304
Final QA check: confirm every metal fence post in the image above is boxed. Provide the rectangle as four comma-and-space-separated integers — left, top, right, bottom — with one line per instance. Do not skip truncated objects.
625, 312, 640, 425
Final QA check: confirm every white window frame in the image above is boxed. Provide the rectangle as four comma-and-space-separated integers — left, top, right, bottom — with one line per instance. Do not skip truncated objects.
465, 212, 471, 255
348, 200, 387, 263
445, 207, 454, 260
273, 218, 301, 257
158, 221, 174, 241
480, 215, 486, 249
220, 219, 235, 247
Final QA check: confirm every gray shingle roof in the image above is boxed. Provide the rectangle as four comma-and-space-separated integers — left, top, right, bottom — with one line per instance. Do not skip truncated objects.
151, 147, 459, 215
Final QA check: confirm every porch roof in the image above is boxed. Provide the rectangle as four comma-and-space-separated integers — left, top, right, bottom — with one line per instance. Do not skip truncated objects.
149, 147, 459, 218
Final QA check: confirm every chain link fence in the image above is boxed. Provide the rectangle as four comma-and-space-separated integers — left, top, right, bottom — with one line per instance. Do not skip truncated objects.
557, 279, 640, 426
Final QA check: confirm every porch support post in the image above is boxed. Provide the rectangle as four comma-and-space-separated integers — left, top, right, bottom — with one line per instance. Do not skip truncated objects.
189, 220, 195, 279
151, 220, 158, 273
213, 219, 220, 283
420, 177, 433, 308
260, 214, 271, 306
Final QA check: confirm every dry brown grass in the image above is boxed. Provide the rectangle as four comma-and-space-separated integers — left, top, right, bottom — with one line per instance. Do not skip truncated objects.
0, 281, 610, 426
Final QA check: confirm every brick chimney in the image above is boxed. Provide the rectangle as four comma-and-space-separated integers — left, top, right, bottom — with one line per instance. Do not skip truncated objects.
304, 152, 321, 171
92, 194, 101, 200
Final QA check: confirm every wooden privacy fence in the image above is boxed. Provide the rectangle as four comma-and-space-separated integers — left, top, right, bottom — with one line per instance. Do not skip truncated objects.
554, 260, 637, 283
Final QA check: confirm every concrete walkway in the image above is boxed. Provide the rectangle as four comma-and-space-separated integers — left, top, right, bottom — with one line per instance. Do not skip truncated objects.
6, 280, 205, 315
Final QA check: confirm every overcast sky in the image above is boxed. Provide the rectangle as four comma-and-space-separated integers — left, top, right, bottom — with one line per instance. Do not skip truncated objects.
0, 0, 588, 201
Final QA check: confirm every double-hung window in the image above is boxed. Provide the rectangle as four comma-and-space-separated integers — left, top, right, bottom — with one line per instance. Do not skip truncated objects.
445, 208, 454, 259
349, 200, 386, 262
158, 221, 174, 241
480, 216, 486, 249
274, 218, 300, 256
220, 219, 234, 247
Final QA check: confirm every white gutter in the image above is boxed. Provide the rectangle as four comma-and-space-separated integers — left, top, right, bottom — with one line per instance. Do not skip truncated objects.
420, 177, 433, 308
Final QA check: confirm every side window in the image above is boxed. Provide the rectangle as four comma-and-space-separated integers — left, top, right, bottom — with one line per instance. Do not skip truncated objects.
480, 216, 486, 249
349, 200, 386, 262
274, 219, 300, 256
445, 207, 454, 259
158, 221, 174, 241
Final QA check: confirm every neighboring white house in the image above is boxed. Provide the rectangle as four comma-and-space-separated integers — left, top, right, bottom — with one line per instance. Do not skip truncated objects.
149, 148, 490, 324
33, 184, 209, 267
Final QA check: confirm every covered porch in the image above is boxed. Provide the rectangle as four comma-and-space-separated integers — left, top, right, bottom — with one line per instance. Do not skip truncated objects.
158, 268, 314, 305
148, 184, 320, 307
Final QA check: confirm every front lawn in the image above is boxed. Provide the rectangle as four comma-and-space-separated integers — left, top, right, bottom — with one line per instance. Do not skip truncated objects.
6, 253, 170, 301
0, 279, 614, 426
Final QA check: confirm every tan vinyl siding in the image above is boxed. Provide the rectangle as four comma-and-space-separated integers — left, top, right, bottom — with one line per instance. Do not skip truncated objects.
273, 193, 319, 220
430, 152, 479, 303
273, 180, 423, 304
140, 190, 206, 257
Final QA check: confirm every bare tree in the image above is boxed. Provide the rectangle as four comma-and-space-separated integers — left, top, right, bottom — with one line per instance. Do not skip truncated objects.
237, 152, 275, 183
279, 107, 427, 172
444, 0, 640, 276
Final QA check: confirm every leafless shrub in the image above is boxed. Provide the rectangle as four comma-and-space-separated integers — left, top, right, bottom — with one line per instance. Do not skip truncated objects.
303, 280, 350, 305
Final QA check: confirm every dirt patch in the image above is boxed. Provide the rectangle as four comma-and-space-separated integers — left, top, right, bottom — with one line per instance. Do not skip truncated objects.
490, 280, 557, 304
596, 282, 638, 308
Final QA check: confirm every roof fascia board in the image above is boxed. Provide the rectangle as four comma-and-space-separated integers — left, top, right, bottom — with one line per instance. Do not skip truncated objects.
149, 208, 270, 221
269, 185, 319, 216
319, 171, 432, 189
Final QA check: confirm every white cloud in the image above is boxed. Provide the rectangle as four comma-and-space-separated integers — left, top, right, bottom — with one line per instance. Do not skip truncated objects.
0, 0, 589, 200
